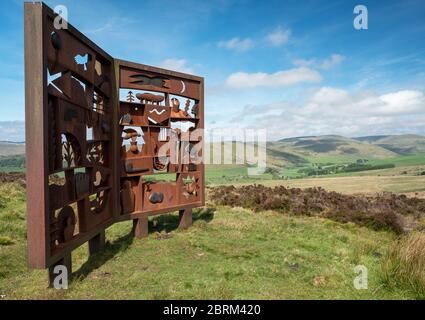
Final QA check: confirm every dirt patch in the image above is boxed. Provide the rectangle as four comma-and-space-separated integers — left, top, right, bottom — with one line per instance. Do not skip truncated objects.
208, 185, 425, 234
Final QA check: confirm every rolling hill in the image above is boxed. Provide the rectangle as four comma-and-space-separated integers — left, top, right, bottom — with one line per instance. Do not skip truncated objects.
354, 134, 425, 155
276, 135, 397, 156
267, 135, 399, 165
1, 135, 424, 173
0, 142, 25, 157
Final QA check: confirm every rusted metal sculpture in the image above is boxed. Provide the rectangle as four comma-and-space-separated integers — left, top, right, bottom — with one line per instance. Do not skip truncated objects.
24, 2, 204, 286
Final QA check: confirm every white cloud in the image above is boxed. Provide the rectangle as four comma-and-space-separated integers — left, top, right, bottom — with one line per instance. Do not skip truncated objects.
266, 27, 291, 46
321, 54, 345, 70
159, 58, 193, 73
379, 90, 424, 114
230, 87, 425, 139
217, 38, 255, 52
310, 87, 348, 104
225, 67, 322, 88
294, 54, 345, 70
304, 88, 425, 117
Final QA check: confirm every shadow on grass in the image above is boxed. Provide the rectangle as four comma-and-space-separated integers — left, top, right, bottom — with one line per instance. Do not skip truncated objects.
150, 207, 216, 233
72, 232, 135, 282
71, 207, 216, 281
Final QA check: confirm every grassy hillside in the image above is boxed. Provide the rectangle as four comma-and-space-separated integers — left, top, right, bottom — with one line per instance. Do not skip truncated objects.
355, 134, 425, 155
2, 135, 425, 183
0, 155, 25, 173
264, 135, 425, 180
276, 135, 397, 158
0, 142, 25, 157
0, 142, 26, 173
2, 134, 424, 163
207, 134, 425, 169
0, 182, 423, 299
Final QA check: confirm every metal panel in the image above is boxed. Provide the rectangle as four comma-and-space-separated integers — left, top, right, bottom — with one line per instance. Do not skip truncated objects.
24, 2, 205, 275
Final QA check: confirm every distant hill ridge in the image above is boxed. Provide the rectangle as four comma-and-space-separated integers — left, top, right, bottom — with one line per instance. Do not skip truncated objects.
0, 142, 25, 157
1, 134, 424, 166
0, 141, 25, 144
267, 134, 425, 166
352, 134, 425, 155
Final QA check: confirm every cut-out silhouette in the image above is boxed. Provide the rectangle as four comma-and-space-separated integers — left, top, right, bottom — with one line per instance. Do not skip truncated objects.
74, 53, 91, 71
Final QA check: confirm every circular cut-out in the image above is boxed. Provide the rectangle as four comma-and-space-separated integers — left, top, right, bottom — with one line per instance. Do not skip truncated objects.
51, 31, 62, 50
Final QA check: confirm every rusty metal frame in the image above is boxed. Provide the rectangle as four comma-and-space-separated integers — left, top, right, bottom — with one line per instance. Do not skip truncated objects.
24, 2, 204, 282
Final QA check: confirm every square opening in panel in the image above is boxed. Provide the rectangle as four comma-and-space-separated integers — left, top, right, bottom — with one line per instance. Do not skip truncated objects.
121, 126, 146, 155
169, 94, 199, 119
142, 173, 177, 183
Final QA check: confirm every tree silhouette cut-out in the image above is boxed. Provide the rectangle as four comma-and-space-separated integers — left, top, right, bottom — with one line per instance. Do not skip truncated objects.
62, 139, 74, 168
126, 91, 135, 102
61, 134, 80, 168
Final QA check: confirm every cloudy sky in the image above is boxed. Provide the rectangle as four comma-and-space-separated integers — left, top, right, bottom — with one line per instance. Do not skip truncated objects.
1, 0, 425, 141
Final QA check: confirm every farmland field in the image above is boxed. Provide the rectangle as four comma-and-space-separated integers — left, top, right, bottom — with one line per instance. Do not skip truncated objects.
232, 175, 425, 195
204, 153, 425, 190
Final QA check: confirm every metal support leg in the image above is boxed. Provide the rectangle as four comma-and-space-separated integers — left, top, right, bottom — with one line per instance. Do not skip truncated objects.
132, 216, 149, 238
179, 208, 192, 229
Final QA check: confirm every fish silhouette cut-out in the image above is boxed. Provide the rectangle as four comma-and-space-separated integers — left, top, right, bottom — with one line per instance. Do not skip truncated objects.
74, 53, 91, 71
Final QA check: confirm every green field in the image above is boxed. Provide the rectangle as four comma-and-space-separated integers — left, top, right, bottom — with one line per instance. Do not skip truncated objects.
0, 155, 25, 173
202, 154, 425, 185
281, 153, 425, 179
0, 182, 422, 299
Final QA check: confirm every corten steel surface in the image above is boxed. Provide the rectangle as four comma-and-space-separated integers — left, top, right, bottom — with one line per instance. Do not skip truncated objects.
24, 2, 205, 275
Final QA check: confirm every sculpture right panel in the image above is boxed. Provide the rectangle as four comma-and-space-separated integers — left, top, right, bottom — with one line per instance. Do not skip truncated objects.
117, 61, 205, 217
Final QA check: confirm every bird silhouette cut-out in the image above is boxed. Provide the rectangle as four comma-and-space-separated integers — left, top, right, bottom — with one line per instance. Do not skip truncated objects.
129, 74, 171, 88
74, 53, 91, 71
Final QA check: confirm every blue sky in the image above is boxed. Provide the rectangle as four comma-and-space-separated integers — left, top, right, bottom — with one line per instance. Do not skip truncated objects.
1, 0, 425, 141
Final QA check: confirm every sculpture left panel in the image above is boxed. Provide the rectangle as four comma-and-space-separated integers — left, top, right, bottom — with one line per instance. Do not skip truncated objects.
25, 3, 117, 268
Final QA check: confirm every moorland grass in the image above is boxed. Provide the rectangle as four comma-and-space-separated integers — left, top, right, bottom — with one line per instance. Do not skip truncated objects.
0, 182, 422, 299
381, 232, 425, 298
